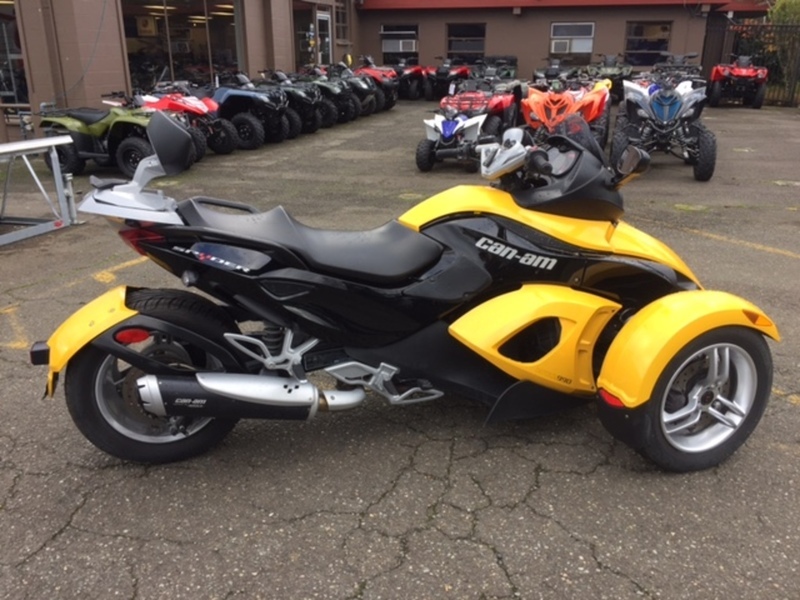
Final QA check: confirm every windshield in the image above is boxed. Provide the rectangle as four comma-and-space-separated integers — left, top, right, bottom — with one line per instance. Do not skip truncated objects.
552, 114, 607, 165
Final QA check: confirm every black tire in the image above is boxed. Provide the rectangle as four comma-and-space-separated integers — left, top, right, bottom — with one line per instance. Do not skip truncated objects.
423, 78, 434, 101
406, 78, 420, 100
349, 93, 363, 119
482, 115, 503, 138
230, 112, 265, 150
464, 159, 479, 173
285, 107, 303, 139
115, 136, 153, 179
188, 126, 207, 162
415, 138, 436, 172
320, 98, 339, 127
609, 128, 630, 172
692, 123, 716, 182
591, 103, 612, 150
751, 83, 766, 109
373, 87, 386, 112
383, 90, 397, 110
207, 119, 238, 155
338, 95, 357, 123
301, 108, 323, 134
708, 80, 722, 107
266, 114, 290, 143
64, 288, 241, 464
361, 95, 376, 117
617, 327, 772, 472
44, 142, 85, 176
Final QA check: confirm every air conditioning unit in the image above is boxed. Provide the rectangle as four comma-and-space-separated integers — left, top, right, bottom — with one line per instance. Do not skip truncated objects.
399, 39, 417, 52
550, 39, 570, 53
382, 39, 417, 53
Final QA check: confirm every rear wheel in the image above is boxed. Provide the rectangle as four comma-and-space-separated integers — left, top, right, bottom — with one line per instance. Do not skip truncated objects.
207, 119, 238, 155
319, 98, 339, 127
230, 112, 265, 150
692, 123, 716, 182
348, 94, 362, 120
373, 87, 386, 112
423, 78, 434, 101
301, 108, 323, 134
415, 138, 436, 172
43, 142, 85, 176
285, 107, 303, 139
406, 78, 420, 100
751, 83, 766, 109
64, 289, 241, 464
266, 114, 290, 143
620, 327, 771, 472
115, 136, 153, 179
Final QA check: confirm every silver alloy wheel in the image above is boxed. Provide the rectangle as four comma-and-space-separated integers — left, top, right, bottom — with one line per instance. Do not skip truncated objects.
660, 342, 758, 453
94, 341, 215, 444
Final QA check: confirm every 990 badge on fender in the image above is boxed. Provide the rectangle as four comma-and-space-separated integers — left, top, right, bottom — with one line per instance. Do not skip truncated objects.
475, 236, 558, 270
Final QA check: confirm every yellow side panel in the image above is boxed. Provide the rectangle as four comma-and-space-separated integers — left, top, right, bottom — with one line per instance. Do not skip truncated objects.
46, 286, 138, 394
449, 284, 621, 395
398, 185, 699, 286
597, 290, 780, 408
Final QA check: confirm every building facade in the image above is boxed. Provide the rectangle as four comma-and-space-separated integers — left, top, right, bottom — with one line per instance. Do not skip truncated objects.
1, 0, 768, 138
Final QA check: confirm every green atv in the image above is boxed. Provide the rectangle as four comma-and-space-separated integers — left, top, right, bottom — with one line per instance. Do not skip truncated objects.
39, 96, 155, 179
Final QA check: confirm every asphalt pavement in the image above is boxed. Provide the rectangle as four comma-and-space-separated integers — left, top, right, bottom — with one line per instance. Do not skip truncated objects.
1, 99, 799, 599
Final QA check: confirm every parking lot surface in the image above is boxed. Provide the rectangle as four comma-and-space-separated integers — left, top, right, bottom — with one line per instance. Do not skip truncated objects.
1, 100, 799, 599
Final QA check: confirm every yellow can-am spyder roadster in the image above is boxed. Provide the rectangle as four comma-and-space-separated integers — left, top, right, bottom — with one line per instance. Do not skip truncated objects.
30, 112, 778, 472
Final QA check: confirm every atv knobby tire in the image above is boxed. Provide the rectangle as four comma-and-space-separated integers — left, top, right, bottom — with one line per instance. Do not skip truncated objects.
708, 81, 722, 108
691, 123, 716, 182
415, 139, 436, 172
115, 136, 153, 179
207, 119, 238, 155
752, 83, 766, 109
188, 126, 207, 162
285, 107, 303, 139
231, 112, 265, 150
44, 141, 86, 176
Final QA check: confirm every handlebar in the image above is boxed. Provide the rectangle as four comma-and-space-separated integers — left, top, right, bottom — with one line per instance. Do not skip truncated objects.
527, 148, 553, 175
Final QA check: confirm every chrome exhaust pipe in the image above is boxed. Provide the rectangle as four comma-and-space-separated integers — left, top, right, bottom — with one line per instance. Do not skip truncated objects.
136, 372, 366, 420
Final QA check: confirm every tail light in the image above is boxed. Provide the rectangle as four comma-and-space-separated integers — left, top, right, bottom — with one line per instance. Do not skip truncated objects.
118, 227, 165, 255
598, 389, 625, 408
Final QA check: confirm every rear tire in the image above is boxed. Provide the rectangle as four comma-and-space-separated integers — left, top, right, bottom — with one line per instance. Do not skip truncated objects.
64, 289, 241, 464
609, 128, 630, 172
415, 138, 436, 172
301, 108, 323, 134
373, 87, 386, 112
482, 115, 503, 138
285, 107, 303, 139
320, 98, 339, 127
231, 112, 265, 150
266, 114, 290, 143
115, 136, 153, 179
43, 142, 85, 176
407, 78, 420, 100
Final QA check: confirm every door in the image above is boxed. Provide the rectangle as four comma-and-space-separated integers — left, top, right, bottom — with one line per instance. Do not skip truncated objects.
317, 10, 332, 65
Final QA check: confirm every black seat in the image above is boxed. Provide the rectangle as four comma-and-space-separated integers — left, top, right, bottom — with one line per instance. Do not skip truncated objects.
65, 108, 110, 125
177, 198, 443, 285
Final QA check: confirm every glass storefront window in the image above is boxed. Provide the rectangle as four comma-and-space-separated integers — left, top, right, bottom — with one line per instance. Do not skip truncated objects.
122, 0, 238, 89
0, 4, 28, 104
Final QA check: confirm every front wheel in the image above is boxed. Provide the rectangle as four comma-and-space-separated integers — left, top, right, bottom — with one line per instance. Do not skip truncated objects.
207, 119, 238, 155
415, 138, 436, 172
708, 80, 722, 107
188, 126, 207, 162
622, 327, 772, 472
751, 83, 766, 109
43, 142, 86, 176
691, 124, 716, 182
64, 289, 240, 463
230, 112, 265, 150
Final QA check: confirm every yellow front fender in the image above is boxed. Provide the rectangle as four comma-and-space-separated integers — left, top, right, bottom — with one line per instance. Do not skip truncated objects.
597, 290, 779, 408
45, 285, 138, 395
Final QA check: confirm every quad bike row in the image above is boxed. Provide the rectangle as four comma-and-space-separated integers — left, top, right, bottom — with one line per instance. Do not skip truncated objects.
39, 59, 395, 179
416, 67, 614, 173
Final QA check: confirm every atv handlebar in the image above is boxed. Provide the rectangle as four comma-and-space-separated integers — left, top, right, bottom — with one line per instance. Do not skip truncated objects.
527, 148, 553, 175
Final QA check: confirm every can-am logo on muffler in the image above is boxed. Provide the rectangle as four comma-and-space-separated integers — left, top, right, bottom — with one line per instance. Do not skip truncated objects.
475, 236, 557, 270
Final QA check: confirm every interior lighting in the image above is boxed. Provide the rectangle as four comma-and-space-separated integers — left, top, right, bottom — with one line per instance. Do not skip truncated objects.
210, 12, 234, 16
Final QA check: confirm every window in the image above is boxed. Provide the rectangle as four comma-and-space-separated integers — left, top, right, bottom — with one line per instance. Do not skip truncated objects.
447, 23, 485, 64
335, 0, 349, 42
625, 22, 671, 66
381, 25, 418, 64
550, 22, 594, 57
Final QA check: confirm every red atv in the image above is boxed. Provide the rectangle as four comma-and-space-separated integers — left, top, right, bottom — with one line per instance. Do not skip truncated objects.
389, 57, 427, 100
424, 57, 473, 100
352, 55, 399, 111
441, 78, 523, 137
708, 55, 768, 109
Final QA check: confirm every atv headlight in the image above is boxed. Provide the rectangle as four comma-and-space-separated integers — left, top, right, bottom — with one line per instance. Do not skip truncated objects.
636, 108, 648, 118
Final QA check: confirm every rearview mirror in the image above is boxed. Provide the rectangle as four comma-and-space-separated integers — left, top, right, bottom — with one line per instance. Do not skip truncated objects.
616, 145, 650, 176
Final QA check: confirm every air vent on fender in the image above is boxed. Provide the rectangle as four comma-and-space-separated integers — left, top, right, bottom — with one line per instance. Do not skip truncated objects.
498, 318, 561, 362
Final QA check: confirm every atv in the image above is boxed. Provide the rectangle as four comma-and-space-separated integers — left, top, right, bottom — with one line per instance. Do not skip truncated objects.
389, 57, 427, 100
39, 94, 155, 179
256, 70, 325, 137
707, 55, 768, 109
353, 55, 399, 111
582, 54, 633, 102
423, 56, 473, 100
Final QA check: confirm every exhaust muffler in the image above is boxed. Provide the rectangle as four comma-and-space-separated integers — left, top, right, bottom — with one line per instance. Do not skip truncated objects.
136, 372, 365, 420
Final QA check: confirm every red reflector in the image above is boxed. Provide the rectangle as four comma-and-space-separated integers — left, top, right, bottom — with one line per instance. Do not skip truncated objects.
118, 228, 165, 255
598, 389, 625, 408
114, 328, 151, 344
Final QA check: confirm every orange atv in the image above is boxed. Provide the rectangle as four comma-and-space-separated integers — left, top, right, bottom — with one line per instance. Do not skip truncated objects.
521, 79, 612, 149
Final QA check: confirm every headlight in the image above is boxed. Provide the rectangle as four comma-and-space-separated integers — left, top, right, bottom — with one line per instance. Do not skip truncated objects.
636, 108, 648, 118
